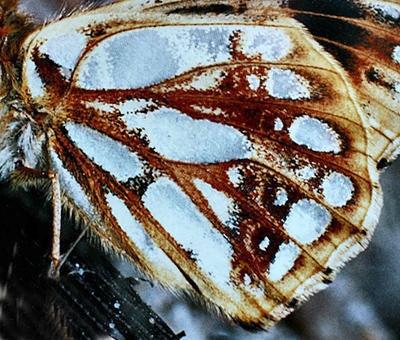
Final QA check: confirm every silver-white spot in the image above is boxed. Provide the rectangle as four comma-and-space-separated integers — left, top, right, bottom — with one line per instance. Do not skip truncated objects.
265, 68, 310, 100
187, 70, 224, 91
284, 199, 331, 244
85, 98, 154, 115
321, 172, 354, 207
143, 177, 233, 288
289, 116, 341, 153
394, 81, 400, 94
25, 60, 44, 98
295, 165, 317, 181
274, 188, 288, 206
106, 193, 183, 276
40, 32, 87, 78
267, 242, 300, 281
121, 108, 251, 163
50, 150, 94, 216
240, 27, 292, 61
259, 236, 270, 251
244, 274, 252, 286
394, 46, 400, 64
227, 166, 242, 187
274, 118, 284, 131
76, 26, 233, 90
194, 179, 236, 229
65, 123, 144, 182
369, 1, 400, 19
247, 74, 260, 90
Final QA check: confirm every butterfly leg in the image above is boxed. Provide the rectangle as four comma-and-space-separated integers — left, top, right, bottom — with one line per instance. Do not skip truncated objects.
11, 165, 62, 278
47, 171, 61, 278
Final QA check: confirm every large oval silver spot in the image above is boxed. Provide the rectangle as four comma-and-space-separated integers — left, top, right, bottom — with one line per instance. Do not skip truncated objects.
284, 199, 331, 244
288, 115, 342, 153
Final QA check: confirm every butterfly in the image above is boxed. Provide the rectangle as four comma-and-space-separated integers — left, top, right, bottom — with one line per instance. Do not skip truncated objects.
0, 0, 399, 332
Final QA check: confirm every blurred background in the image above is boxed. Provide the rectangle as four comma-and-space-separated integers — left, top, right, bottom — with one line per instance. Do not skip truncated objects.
1, 1, 399, 339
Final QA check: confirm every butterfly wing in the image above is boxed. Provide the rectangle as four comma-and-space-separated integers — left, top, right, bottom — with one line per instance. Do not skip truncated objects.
17, 0, 399, 327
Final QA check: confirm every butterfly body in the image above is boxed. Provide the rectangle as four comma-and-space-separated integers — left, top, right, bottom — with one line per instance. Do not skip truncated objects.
0, 0, 399, 329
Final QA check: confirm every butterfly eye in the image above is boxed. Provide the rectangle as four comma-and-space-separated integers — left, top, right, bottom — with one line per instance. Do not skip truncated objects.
14, 160, 24, 167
